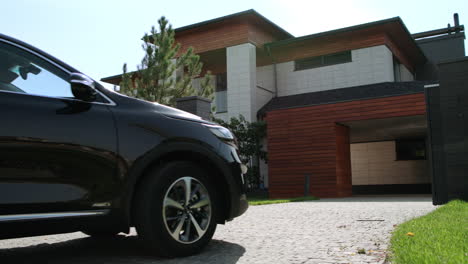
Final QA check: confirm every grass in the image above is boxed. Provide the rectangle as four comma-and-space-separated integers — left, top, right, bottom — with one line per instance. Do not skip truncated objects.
247, 194, 318, 206
389, 200, 467, 264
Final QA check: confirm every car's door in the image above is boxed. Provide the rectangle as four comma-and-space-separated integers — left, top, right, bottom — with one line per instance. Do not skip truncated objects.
0, 39, 119, 217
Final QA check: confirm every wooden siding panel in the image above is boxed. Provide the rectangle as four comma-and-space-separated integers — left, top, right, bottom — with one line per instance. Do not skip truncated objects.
175, 21, 250, 54
270, 32, 387, 64
248, 21, 283, 47
384, 35, 415, 73
335, 124, 352, 196
267, 93, 426, 198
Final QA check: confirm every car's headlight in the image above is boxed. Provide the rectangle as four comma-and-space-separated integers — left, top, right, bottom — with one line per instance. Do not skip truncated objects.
203, 124, 234, 141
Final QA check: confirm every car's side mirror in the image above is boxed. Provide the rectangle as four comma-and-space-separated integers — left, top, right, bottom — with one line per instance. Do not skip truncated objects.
70, 73, 97, 102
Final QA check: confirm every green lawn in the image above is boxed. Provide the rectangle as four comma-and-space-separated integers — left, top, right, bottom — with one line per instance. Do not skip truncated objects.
247, 195, 318, 205
389, 200, 467, 264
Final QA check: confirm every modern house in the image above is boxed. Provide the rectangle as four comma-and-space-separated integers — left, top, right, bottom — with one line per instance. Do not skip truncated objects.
102, 10, 466, 199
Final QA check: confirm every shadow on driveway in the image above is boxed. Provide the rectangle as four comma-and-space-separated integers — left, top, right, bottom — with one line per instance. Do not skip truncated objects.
0, 235, 245, 264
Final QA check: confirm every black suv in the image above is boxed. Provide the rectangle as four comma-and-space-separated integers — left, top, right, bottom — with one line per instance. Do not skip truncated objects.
0, 34, 248, 257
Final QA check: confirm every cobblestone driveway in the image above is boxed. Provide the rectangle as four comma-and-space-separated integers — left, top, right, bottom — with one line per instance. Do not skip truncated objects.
0, 196, 435, 264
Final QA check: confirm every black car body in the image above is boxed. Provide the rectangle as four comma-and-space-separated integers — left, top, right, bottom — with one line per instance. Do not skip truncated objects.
0, 33, 247, 256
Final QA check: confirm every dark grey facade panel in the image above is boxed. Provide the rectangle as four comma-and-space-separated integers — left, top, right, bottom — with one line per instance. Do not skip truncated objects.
416, 33, 466, 81
426, 57, 468, 204
425, 86, 446, 204
417, 33, 466, 62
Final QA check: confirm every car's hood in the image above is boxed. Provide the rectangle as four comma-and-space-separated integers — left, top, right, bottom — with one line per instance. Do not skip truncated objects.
101, 88, 216, 125
152, 102, 214, 124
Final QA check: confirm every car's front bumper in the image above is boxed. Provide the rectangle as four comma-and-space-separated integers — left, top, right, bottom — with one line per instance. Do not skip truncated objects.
236, 193, 249, 217
223, 160, 249, 220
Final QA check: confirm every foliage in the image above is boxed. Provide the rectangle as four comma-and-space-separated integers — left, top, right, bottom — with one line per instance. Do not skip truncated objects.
213, 115, 267, 163
197, 71, 215, 100
213, 115, 267, 189
119, 16, 213, 106
389, 200, 467, 264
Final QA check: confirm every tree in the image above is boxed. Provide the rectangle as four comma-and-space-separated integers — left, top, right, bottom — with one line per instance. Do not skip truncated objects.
213, 115, 267, 190
119, 16, 213, 106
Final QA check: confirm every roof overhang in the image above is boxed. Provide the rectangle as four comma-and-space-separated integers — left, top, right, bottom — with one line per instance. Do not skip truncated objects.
175, 9, 292, 38
173, 9, 293, 54
264, 17, 426, 73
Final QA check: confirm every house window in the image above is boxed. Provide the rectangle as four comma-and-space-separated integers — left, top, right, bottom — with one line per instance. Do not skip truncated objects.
395, 138, 426, 160
393, 57, 401, 82
294, 51, 352, 71
215, 73, 227, 113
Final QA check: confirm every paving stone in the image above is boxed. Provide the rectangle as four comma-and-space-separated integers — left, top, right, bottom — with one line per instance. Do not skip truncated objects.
0, 196, 435, 264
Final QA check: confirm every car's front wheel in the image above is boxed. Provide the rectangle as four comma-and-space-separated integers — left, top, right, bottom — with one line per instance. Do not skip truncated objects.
134, 161, 217, 257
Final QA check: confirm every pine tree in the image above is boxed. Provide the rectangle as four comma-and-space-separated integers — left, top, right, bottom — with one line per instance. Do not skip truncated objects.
119, 16, 213, 106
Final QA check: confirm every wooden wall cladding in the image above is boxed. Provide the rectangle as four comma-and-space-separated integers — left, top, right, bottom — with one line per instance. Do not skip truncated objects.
335, 124, 352, 197
175, 21, 250, 55
175, 14, 289, 55
268, 31, 416, 74
269, 32, 387, 64
266, 93, 426, 198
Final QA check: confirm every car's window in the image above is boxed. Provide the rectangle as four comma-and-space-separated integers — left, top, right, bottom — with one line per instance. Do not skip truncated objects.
0, 41, 73, 98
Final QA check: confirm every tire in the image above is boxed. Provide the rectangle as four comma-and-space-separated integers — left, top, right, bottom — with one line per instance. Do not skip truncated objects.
81, 228, 120, 237
134, 161, 217, 257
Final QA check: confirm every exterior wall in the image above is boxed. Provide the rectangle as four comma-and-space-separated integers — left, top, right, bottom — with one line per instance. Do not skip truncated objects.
336, 124, 352, 196
276, 45, 394, 96
427, 57, 468, 204
256, 65, 275, 113
266, 93, 426, 198
213, 63, 276, 122
255, 66, 275, 188
175, 21, 250, 54
246, 19, 290, 48
417, 33, 466, 63
416, 33, 465, 81
267, 30, 419, 74
226, 43, 257, 122
400, 64, 414, 81
174, 13, 290, 55
351, 141, 429, 185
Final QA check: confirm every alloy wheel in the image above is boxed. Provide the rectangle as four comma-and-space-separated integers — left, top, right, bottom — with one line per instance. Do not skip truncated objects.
162, 176, 212, 244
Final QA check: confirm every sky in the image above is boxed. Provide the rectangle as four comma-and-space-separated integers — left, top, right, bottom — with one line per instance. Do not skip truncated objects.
1, 0, 466, 89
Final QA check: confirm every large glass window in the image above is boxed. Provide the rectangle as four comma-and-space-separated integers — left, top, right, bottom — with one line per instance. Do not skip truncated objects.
395, 138, 426, 160
393, 57, 401, 82
215, 73, 227, 113
0, 42, 73, 98
295, 51, 352, 71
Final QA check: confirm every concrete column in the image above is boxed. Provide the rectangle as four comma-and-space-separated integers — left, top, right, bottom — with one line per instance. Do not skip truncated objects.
226, 43, 257, 122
